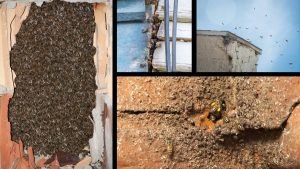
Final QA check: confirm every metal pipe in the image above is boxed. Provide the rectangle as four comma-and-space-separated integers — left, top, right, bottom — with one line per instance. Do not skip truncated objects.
164, 0, 171, 72
172, 0, 178, 72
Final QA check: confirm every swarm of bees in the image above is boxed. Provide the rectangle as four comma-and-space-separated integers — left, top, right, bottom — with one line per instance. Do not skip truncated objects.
208, 99, 226, 122
147, 14, 161, 72
9, 0, 95, 155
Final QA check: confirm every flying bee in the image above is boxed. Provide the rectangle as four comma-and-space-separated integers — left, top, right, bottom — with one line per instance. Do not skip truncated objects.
165, 138, 174, 159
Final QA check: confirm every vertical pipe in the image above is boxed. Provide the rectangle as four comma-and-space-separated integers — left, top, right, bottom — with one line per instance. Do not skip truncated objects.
172, 0, 178, 72
164, 0, 171, 72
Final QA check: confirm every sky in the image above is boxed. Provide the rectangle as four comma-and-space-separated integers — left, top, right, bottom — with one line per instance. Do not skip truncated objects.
197, 0, 300, 72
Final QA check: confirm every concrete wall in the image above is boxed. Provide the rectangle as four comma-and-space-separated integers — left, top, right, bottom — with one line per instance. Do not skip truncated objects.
197, 35, 232, 72
197, 35, 258, 72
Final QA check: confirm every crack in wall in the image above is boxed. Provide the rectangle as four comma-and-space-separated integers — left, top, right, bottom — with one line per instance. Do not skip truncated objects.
220, 98, 300, 141
119, 110, 182, 115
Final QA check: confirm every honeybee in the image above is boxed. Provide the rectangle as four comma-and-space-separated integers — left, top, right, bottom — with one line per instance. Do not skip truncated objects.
208, 99, 226, 122
165, 138, 174, 159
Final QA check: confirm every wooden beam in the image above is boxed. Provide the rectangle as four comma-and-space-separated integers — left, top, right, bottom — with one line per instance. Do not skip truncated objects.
152, 41, 191, 72
157, 21, 191, 41
155, 0, 191, 23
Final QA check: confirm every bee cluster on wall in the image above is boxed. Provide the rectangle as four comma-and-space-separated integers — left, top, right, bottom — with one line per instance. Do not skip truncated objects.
147, 13, 161, 72
9, 0, 96, 155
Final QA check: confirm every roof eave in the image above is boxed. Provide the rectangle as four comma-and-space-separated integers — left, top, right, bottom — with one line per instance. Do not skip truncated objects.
197, 30, 262, 55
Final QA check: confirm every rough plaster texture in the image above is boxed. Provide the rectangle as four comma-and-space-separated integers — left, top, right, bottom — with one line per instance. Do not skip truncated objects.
117, 77, 300, 168
227, 41, 258, 72
280, 101, 300, 167
117, 77, 300, 131
197, 34, 259, 72
197, 36, 232, 72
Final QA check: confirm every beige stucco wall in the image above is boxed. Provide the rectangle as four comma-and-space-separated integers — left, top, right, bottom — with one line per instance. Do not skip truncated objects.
197, 35, 258, 72
197, 35, 232, 72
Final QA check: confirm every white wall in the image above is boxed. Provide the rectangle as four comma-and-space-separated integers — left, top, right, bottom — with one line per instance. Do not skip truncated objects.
227, 41, 258, 72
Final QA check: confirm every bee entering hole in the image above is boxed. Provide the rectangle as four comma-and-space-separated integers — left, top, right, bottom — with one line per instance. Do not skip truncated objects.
208, 100, 226, 123
189, 100, 226, 131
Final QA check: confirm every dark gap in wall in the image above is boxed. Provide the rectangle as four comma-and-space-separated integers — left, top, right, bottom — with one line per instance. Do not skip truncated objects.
105, 12, 107, 30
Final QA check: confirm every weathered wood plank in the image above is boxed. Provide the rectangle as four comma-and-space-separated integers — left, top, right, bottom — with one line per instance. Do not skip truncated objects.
157, 21, 191, 41
0, 2, 30, 95
117, 22, 148, 72
92, 4, 113, 167
152, 41, 191, 72
155, 0, 191, 23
